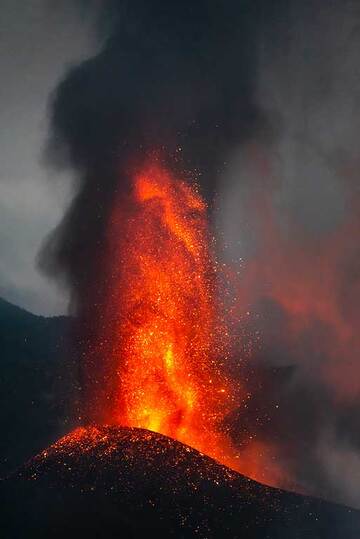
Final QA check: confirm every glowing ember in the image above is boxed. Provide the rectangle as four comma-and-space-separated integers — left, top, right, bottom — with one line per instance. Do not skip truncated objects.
100, 161, 240, 469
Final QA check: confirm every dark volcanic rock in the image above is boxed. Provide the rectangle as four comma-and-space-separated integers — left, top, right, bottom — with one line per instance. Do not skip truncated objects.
1, 425, 359, 538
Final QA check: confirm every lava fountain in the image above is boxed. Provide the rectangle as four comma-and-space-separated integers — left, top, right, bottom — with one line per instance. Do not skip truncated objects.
97, 160, 242, 470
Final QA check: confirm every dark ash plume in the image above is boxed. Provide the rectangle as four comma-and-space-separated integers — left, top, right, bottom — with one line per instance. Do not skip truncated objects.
40, 0, 360, 508
40, 0, 274, 420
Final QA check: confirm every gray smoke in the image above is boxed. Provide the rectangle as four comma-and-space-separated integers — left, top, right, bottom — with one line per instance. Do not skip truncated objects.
217, 0, 360, 508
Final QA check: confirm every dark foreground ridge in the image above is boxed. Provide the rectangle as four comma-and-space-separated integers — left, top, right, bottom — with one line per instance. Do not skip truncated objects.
1, 426, 359, 538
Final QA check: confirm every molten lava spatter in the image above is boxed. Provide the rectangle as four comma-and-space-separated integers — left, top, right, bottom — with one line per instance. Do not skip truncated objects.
103, 161, 239, 469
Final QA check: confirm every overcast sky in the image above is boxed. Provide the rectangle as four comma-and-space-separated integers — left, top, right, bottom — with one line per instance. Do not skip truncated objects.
0, 0, 97, 315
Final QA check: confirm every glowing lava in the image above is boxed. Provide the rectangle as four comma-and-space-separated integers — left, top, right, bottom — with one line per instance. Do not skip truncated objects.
102, 161, 239, 468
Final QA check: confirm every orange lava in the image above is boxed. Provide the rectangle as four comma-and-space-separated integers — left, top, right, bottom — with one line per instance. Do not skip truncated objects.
102, 161, 241, 469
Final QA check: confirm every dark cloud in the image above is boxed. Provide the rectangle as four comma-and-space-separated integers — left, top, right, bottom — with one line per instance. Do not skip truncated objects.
0, 0, 98, 314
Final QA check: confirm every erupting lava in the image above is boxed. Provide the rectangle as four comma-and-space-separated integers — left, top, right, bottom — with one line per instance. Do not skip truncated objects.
100, 161, 240, 469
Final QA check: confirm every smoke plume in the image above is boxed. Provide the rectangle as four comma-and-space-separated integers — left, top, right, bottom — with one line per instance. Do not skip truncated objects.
41, 0, 360, 507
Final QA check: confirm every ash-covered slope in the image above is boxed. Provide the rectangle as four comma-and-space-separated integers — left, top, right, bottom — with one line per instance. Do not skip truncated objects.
1, 426, 359, 538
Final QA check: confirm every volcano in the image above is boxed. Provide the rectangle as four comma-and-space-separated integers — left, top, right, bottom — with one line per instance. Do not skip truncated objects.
1, 425, 359, 538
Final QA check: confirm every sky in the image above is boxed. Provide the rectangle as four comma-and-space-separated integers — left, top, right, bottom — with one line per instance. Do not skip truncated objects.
0, 0, 98, 315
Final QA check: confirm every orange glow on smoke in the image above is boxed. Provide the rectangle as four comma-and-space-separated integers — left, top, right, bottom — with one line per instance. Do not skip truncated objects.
103, 161, 242, 469
235, 193, 360, 402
